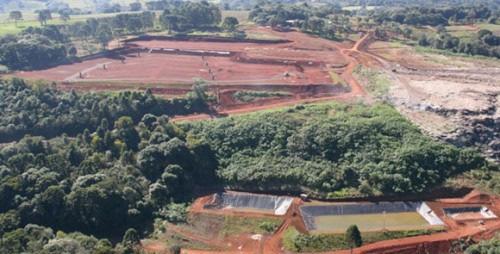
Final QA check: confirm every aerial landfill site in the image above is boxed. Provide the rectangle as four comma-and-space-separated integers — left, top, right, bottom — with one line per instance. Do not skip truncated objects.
1, 1, 499, 254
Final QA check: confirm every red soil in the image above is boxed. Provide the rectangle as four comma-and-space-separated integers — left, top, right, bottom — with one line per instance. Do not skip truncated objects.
180, 193, 306, 254
190, 193, 287, 219
141, 240, 169, 254
324, 191, 500, 254
147, 190, 500, 254
171, 30, 372, 121
16, 50, 331, 86
13, 26, 361, 117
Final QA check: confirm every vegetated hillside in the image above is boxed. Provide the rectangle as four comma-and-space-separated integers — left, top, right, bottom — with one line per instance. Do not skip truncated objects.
186, 103, 489, 197
464, 236, 500, 254
0, 78, 493, 252
221, 0, 499, 10
0, 79, 218, 253
0, 78, 209, 142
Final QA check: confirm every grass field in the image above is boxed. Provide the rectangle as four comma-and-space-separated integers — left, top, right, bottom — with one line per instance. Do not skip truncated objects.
0, 10, 250, 36
220, 216, 282, 237
0, 18, 82, 35
0, 12, 141, 36
312, 212, 431, 233
353, 66, 390, 98
477, 23, 500, 35
446, 23, 500, 40
329, 71, 347, 86
1, 0, 148, 12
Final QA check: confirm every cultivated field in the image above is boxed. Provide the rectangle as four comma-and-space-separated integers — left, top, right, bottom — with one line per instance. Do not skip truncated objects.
0, 12, 141, 35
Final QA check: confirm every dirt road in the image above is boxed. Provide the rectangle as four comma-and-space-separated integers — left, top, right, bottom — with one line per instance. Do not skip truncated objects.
172, 31, 372, 123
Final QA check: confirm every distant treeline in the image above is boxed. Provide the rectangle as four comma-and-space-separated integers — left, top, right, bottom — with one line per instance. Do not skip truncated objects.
369, 5, 500, 58
343, 0, 499, 7
0, 1, 225, 71
371, 5, 498, 26
417, 29, 500, 58
220, 0, 499, 10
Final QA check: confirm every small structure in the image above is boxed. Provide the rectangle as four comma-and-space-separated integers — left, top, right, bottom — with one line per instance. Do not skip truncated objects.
444, 206, 497, 221
300, 193, 309, 201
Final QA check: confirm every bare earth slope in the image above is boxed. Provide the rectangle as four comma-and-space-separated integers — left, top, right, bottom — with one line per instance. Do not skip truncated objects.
366, 42, 500, 162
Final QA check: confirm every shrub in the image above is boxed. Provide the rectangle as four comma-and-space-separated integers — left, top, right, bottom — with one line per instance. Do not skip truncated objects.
345, 225, 362, 248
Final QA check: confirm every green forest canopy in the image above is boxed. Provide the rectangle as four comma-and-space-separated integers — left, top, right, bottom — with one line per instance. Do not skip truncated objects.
186, 102, 487, 196
0, 78, 209, 142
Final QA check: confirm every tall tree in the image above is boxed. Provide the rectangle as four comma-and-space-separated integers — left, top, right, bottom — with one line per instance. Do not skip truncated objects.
9, 11, 22, 27
127, 16, 144, 33
58, 10, 71, 23
95, 24, 113, 49
36, 9, 52, 26
161, 12, 179, 34
222, 16, 239, 31
130, 2, 142, 12
122, 228, 140, 247
345, 225, 362, 249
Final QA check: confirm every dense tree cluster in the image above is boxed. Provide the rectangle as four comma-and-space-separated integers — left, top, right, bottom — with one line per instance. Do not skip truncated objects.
0, 224, 120, 254
249, 3, 354, 39
186, 103, 487, 195
0, 78, 209, 142
416, 29, 500, 58
221, 0, 499, 11
145, 0, 181, 11
159, 1, 222, 32
465, 237, 500, 254
344, 0, 498, 7
0, 26, 69, 70
1, 1, 225, 70
371, 5, 498, 26
62, 11, 157, 48
367, 5, 499, 58
0, 8, 138, 70
221, 0, 302, 11
0, 109, 217, 249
